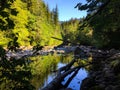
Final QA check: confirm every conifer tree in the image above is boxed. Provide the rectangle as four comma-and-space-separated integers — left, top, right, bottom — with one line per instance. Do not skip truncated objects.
53, 5, 59, 26
76, 0, 120, 48
0, 0, 17, 30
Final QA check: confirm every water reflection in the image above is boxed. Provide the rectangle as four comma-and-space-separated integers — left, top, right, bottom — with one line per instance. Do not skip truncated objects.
0, 50, 88, 90
30, 54, 88, 90
62, 68, 88, 90
30, 55, 59, 90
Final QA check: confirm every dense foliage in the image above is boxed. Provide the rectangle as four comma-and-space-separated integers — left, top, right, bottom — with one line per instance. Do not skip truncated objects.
0, 46, 34, 90
60, 18, 79, 45
0, 0, 61, 47
76, 0, 120, 48
0, 0, 120, 89
0, 0, 62, 89
60, 18, 93, 46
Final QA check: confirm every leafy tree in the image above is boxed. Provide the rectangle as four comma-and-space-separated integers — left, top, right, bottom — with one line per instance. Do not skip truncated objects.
0, 31, 11, 46
0, 0, 62, 47
76, 0, 120, 48
0, 46, 35, 90
0, 0, 17, 31
0, 0, 62, 89
10, 0, 30, 46
60, 18, 80, 45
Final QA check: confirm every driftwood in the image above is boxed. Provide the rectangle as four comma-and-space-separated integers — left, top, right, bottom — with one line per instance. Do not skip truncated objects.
57, 59, 77, 75
41, 57, 91, 90
41, 66, 81, 90
63, 67, 80, 88
51, 37, 79, 45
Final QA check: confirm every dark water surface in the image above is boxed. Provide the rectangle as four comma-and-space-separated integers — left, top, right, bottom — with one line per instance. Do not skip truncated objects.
30, 54, 88, 90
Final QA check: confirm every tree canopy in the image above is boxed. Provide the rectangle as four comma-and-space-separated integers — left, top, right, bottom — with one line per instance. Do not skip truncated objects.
75, 0, 120, 48
0, 0, 62, 47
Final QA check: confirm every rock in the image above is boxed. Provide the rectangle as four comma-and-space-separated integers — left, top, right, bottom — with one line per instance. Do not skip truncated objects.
89, 85, 104, 90
114, 85, 120, 90
105, 85, 115, 90
59, 88, 72, 90
80, 77, 95, 90
99, 84, 106, 89
80, 50, 120, 90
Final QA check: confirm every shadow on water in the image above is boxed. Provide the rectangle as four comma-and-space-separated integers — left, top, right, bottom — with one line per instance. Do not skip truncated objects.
30, 53, 88, 90
62, 68, 88, 90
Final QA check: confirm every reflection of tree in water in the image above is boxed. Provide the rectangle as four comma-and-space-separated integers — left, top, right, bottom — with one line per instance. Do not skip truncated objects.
30, 54, 77, 89
60, 54, 73, 64
29, 55, 60, 89
0, 46, 35, 90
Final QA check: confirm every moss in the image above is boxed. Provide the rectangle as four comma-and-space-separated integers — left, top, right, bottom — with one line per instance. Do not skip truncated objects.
110, 59, 120, 75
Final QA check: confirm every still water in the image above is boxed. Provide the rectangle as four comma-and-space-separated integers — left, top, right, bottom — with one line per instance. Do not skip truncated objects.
30, 54, 88, 90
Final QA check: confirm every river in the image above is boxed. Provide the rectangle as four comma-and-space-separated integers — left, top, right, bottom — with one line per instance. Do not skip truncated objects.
30, 53, 88, 90
1, 46, 119, 90
1, 49, 88, 90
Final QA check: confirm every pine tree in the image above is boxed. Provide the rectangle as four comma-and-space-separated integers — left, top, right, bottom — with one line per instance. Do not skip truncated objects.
0, 0, 17, 30
46, 4, 51, 23
76, 0, 120, 48
53, 5, 59, 26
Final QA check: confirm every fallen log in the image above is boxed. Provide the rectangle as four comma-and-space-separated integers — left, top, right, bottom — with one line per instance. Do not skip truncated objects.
51, 37, 80, 45
64, 67, 80, 88
57, 58, 77, 75
41, 62, 91, 90
41, 66, 81, 90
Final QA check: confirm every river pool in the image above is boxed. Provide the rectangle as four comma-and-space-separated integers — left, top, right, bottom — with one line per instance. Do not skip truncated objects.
30, 54, 88, 90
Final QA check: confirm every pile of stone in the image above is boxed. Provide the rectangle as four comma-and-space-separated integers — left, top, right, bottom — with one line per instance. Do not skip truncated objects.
80, 52, 120, 90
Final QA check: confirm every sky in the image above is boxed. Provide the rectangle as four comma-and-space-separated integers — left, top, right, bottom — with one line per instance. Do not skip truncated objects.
43, 0, 87, 21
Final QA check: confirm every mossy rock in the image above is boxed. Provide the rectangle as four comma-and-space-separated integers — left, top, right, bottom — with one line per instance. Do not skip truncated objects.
111, 59, 120, 74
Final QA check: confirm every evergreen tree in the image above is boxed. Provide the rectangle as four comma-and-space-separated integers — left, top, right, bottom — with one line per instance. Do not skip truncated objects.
0, 0, 62, 47
54, 5, 59, 26
45, 4, 51, 23
60, 18, 80, 45
0, 0, 17, 30
76, 0, 120, 48
10, 0, 30, 46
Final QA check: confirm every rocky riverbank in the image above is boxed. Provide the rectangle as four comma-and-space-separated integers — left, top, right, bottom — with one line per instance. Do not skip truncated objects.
5, 45, 120, 90
80, 51, 120, 90
5, 45, 77, 59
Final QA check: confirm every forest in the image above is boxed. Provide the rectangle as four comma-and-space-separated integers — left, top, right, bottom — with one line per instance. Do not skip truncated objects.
0, 0, 61, 47
0, 0, 120, 48
0, 0, 120, 90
